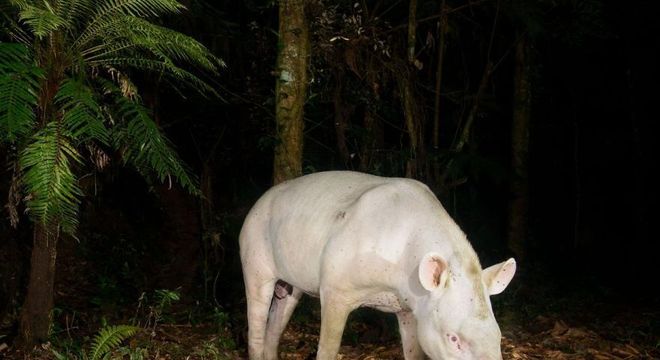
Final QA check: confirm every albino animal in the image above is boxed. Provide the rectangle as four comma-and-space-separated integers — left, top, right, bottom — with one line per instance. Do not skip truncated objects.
240, 171, 516, 359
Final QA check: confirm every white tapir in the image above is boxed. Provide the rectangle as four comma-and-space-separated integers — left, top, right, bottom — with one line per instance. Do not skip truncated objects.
240, 171, 516, 360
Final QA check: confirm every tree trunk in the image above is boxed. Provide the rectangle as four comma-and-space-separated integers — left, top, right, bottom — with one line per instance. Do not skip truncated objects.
18, 224, 59, 349
273, 0, 309, 185
359, 57, 384, 172
401, 0, 426, 178
507, 35, 531, 260
333, 74, 353, 167
431, 0, 448, 184
432, 0, 447, 151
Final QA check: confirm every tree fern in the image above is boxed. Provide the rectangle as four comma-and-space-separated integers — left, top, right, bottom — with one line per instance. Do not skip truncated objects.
3, 0, 223, 346
87, 325, 140, 360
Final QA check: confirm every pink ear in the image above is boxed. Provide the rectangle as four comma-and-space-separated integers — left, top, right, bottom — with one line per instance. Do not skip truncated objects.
482, 258, 516, 295
418, 252, 448, 291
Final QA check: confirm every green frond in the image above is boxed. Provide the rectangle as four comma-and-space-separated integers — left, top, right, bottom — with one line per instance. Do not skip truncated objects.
88, 325, 140, 360
110, 95, 198, 194
20, 122, 83, 234
55, 78, 110, 144
55, 0, 93, 29
75, 0, 184, 47
17, 1, 66, 38
95, 16, 223, 71
91, 57, 217, 96
0, 42, 34, 73
0, 44, 43, 143
96, 0, 184, 18
76, 16, 222, 96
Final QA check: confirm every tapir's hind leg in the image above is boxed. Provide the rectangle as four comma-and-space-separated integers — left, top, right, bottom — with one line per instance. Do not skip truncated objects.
264, 282, 303, 360
244, 274, 277, 360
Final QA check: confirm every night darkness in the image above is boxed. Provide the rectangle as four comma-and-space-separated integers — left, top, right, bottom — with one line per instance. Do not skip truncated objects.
1, 0, 659, 358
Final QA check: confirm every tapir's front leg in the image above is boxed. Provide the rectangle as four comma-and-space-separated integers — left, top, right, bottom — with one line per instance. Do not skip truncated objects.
397, 311, 424, 360
316, 290, 354, 360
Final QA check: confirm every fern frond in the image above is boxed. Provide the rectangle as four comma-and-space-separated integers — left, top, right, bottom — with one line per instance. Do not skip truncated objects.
111, 95, 198, 194
88, 325, 140, 360
17, 1, 66, 38
74, 0, 184, 47
55, 0, 93, 29
0, 45, 43, 142
91, 16, 223, 71
90, 57, 217, 95
0, 42, 38, 73
55, 78, 110, 144
97, 0, 184, 17
20, 122, 83, 234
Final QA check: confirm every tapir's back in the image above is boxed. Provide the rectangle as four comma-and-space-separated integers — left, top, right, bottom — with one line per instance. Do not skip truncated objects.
240, 171, 442, 293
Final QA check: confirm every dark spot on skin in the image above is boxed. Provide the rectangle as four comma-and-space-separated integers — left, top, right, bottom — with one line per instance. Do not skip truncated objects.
451, 336, 457, 342
336, 211, 346, 220
274, 280, 292, 299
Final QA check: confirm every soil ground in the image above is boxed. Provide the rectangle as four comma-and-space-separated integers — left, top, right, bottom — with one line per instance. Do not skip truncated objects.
2, 286, 658, 359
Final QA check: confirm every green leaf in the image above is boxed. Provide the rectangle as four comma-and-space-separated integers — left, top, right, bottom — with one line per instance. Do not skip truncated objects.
110, 92, 198, 195
20, 122, 83, 234
0, 44, 42, 143
18, 1, 66, 38
88, 325, 140, 360
55, 78, 110, 144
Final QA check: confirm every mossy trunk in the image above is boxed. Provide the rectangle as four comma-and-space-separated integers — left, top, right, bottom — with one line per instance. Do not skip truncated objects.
18, 224, 58, 349
508, 35, 532, 260
273, 0, 309, 184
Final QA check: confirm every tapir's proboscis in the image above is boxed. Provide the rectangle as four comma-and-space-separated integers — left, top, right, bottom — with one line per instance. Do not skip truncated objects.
240, 171, 516, 359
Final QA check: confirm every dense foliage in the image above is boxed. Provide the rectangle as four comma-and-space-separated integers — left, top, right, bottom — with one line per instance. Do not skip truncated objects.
0, 0, 223, 235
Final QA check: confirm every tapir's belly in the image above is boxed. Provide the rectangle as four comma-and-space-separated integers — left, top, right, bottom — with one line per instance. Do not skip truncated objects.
360, 291, 405, 313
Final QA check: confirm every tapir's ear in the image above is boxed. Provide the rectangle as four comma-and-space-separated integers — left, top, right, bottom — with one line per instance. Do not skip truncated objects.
418, 252, 449, 291
482, 258, 516, 295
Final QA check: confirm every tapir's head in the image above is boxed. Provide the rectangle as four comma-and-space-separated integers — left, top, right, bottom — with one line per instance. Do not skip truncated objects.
415, 253, 516, 360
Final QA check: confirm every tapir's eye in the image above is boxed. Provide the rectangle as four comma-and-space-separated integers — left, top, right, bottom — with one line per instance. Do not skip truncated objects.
445, 332, 463, 352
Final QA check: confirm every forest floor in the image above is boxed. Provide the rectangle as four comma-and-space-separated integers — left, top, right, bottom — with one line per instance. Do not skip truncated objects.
2, 283, 658, 360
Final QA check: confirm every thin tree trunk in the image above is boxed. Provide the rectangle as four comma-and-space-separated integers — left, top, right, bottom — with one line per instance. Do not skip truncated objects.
359, 57, 383, 172
333, 74, 352, 167
507, 35, 531, 260
431, 0, 448, 184
401, 0, 425, 178
453, 62, 491, 153
18, 224, 58, 349
432, 0, 447, 150
273, 0, 309, 184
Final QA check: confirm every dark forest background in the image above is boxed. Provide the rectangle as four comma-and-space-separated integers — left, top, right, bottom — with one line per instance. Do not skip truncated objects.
1, 0, 658, 358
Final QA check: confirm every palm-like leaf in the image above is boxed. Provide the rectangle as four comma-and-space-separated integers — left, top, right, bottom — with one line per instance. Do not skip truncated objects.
16, 1, 66, 38
74, 0, 183, 48
88, 325, 140, 360
112, 94, 197, 194
20, 122, 83, 234
55, 78, 110, 144
0, 44, 43, 142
